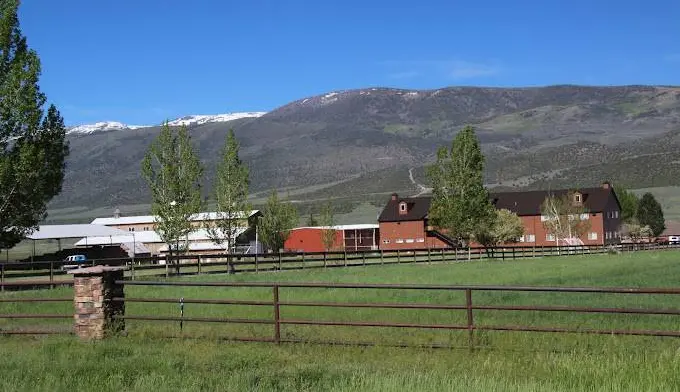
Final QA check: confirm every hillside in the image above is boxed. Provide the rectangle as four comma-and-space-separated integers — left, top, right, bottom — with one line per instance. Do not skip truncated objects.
50, 85, 680, 211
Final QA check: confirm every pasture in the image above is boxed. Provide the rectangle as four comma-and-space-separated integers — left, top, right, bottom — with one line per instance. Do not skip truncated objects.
1, 251, 680, 391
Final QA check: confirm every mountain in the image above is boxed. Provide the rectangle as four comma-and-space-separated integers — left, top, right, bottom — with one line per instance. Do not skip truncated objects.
50, 85, 680, 211
66, 112, 267, 135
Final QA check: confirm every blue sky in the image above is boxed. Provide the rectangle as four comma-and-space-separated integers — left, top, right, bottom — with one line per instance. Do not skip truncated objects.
19, 0, 680, 126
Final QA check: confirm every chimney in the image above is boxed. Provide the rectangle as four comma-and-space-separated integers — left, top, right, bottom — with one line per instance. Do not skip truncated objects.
113, 208, 121, 219
391, 193, 398, 201
601, 182, 611, 189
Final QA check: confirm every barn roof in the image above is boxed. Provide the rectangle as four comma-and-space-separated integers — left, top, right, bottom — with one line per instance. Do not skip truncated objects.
378, 185, 619, 222
25, 224, 127, 240
90, 210, 260, 226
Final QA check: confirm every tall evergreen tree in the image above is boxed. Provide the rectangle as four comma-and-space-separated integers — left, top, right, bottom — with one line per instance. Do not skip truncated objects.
258, 190, 298, 252
426, 125, 495, 245
637, 193, 665, 237
205, 129, 250, 254
615, 186, 639, 224
0, 1, 69, 249
142, 123, 203, 272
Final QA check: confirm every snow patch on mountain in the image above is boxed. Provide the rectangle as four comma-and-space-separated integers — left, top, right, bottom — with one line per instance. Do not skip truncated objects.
67, 121, 148, 135
165, 112, 266, 126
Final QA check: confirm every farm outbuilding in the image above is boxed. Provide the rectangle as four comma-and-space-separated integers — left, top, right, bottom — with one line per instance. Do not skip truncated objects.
284, 224, 380, 252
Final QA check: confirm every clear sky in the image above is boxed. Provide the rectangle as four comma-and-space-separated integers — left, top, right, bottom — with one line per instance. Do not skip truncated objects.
18, 0, 680, 126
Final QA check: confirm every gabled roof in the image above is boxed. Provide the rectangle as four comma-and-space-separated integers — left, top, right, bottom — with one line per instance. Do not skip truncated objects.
378, 196, 432, 222
490, 187, 618, 216
26, 224, 127, 240
378, 186, 619, 222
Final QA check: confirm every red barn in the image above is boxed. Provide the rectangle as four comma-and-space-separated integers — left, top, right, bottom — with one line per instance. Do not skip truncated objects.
284, 224, 380, 252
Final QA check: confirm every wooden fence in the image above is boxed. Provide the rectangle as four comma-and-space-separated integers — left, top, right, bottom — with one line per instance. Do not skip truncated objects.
0, 242, 678, 287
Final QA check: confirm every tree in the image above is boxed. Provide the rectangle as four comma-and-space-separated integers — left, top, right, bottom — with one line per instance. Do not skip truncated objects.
319, 199, 336, 251
540, 191, 591, 246
637, 193, 665, 237
474, 209, 524, 256
427, 125, 495, 245
623, 222, 653, 244
258, 190, 298, 252
0, 1, 69, 249
615, 186, 639, 224
306, 212, 318, 227
205, 129, 250, 253
142, 123, 203, 273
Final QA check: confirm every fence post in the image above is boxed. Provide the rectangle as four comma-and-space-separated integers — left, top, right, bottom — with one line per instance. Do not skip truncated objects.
397, 250, 400, 263
273, 285, 281, 344
255, 253, 259, 273
362, 251, 366, 266
301, 252, 305, 269
323, 253, 327, 268
466, 288, 474, 350
468, 247, 471, 261
0, 263, 4, 292
380, 250, 384, 264
130, 260, 135, 280
49, 261, 54, 288
441, 248, 445, 262
512, 247, 516, 260
344, 251, 347, 267
427, 248, 431, 264
413, 250, 417, 263
165, 262, 169, 279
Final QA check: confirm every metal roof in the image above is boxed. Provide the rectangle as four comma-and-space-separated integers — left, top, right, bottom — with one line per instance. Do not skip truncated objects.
292, 224, 379, 231
73, 227, 248, 247
26, 224, 128, 240
90, 210, 260, 226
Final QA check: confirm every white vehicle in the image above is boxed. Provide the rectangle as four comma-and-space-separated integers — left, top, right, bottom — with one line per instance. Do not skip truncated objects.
669, 236, 680, 245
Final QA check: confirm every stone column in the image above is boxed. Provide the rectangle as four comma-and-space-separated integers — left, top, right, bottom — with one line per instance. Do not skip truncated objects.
69, 266, 127, 340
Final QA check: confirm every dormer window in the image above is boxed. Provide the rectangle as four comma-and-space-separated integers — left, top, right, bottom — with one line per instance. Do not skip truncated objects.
399, 202, 407, 212
574, 193, 582, 203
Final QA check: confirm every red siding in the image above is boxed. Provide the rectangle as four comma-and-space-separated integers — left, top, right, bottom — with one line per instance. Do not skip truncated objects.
379, 221, 449, 250
284, 228, 344, 252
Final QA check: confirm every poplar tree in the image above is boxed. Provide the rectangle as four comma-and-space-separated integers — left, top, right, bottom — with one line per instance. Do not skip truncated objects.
319, 199, 336, 251
142, 123, 203, 272
205, 129, 250, 253
258, 190, 298, 252
427, 125, 495, 245
0, 1, 69, 249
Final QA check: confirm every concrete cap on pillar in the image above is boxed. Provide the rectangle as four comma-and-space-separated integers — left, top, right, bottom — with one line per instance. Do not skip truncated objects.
67, 266, 128, 275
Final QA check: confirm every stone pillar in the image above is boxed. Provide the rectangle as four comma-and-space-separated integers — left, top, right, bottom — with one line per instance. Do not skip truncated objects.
68, 266, 127, 340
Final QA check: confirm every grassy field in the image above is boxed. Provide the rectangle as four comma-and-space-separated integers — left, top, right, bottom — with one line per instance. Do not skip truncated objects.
1, 251, 680, 390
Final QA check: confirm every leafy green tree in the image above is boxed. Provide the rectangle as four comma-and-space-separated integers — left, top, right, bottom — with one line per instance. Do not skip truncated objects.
615, 186, 639, 224
427, 125, 495, 245
205, 129, 250, 253
0, 1, 69, 249
319, 199, 337, 251
474, 209, 524, 256
637, 193, 665, 237
258, 190, 298, 252
540, 191, 591, 245
142, 123, 203, 272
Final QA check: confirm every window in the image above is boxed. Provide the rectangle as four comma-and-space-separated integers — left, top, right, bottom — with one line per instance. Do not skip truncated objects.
546, 234, 556, 242
580, 213, 589, 220
605, 232, 611, 239
416, 238, 425, 243
395, 239, 404, 244
588, 232, 598, 240
614, 211, 619, 219
574, 194, 582, 203
526, 234, 536, 243
518, 236, 525, 243
540, 215, 550, 222
405, 239, 415, 243
382, 239, 390, 244
399, 202, 407, 212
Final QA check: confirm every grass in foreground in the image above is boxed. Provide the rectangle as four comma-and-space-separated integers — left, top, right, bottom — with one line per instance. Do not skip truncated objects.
2, 250, 680, 391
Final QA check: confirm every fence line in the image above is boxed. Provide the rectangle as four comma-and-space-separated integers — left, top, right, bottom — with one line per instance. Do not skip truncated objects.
0, 243, 678, 287
111, 280, 680, 347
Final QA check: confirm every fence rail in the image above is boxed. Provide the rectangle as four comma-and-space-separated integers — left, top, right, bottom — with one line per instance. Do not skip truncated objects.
0, 280, 74, 335
112, 280, 680, 348
1, 242, 678, 288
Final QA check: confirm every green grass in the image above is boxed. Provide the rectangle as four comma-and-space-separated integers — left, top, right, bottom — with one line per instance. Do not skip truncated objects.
2, 251, 680, 391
